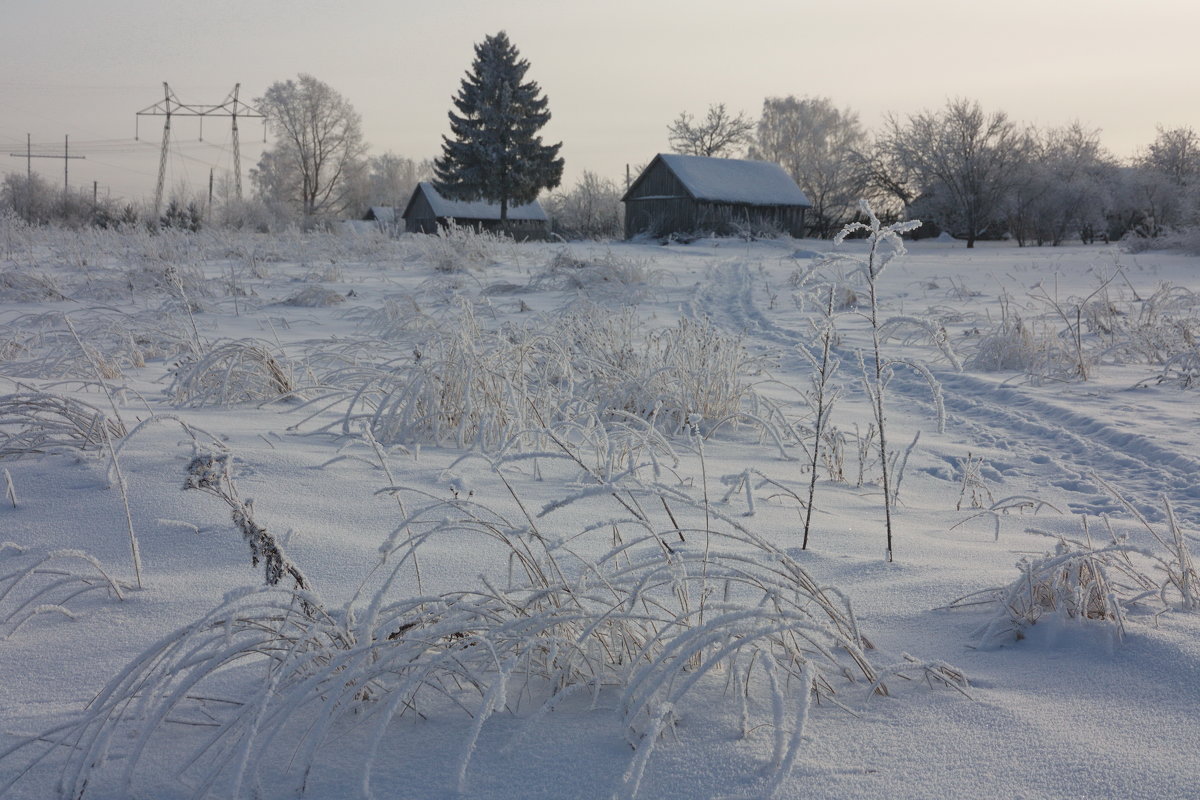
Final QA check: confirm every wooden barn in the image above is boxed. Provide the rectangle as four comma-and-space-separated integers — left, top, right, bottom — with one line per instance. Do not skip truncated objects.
401, 181, 549, 236
622, 154, 812, 239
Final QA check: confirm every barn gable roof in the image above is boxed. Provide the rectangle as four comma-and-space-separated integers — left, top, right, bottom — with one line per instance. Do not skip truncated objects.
624, 154, 812, 208
402, 182, 548, 223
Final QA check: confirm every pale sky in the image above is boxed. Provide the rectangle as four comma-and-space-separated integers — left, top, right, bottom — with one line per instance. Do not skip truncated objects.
2, 0, 1197, 205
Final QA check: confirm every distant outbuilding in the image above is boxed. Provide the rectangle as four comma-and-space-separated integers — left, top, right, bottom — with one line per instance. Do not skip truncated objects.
622, 154, 812, 239
362, 206, 397, 225
401, 181, 549, 236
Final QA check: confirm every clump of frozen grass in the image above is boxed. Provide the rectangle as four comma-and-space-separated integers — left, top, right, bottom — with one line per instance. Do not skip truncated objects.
0, 391, 126, 460
0, 311, 193, 381
0, 269, 67, 302
280, 285, 347, 308
949, 491, 1197, 648
967, 276, 1200, 384
124, 261, 212, 302
313, 302, 784, 454
1145, 347, 1200, 388
362, 304, 573, 450
963, 536, 1137, 648
0, 542, 126, 640
1091, 475, 1198, 611
531, 247, 661, 298
962, 293, 1063, 374
169, 339, 300, 407
567, 306, 783, 439
4, 448, 966, 799
343, 295, 437, 342
417, 220, 515, 272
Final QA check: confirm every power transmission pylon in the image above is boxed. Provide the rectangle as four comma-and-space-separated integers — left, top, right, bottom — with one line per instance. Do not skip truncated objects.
136, 82, 263, 216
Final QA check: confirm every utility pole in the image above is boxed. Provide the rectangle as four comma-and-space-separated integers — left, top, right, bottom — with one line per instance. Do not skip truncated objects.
136, 82, 264, 217
8, 133, 86, 193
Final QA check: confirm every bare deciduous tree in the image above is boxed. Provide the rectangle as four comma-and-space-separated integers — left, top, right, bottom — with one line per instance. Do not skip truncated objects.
364, 153, 434, 211
749, 95, 869, 237
1139, 125, 1200, 186
252, 74, 369, 223
667, 103, 755, 158
1005, 123, 1117, 246
880, 98, 1028, 247
544, 171, 623, 239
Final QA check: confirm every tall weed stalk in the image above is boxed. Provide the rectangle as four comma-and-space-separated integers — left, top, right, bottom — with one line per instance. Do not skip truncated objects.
834, 201, 921, 561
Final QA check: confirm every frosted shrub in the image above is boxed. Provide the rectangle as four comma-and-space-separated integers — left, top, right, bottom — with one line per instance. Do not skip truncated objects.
349, 296, 438, 343
0, 311, 193, 381
952, 495, 1197, 648
169, 339, 300, 407
1122, 225, 1200, 255
969, 276, 1200, 382
319, 302, 780, 453
1149, 347, 1200, 388
968, 540, 1134, 647
1104, 282, 1200, 368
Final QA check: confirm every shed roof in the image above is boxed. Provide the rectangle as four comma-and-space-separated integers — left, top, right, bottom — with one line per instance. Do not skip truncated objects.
625, 154, 812, 208
364, 206, 396, 223
402, 182, 548, 222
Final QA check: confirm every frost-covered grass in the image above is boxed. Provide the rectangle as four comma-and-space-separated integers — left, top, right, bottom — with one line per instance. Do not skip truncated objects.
2, 226, 1200, 800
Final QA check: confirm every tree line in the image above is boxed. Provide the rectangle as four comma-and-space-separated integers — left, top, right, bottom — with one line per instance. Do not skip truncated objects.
668, 96, 1200, 246
3, 32, 1198, 245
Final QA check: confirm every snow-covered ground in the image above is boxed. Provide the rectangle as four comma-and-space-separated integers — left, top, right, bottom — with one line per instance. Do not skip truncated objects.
1, 223, 1198, 799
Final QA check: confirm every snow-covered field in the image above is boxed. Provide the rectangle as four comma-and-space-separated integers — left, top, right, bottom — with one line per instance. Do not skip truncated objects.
1, 221, 1198, 799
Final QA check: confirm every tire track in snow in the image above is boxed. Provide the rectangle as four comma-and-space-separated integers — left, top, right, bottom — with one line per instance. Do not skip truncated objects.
690, 257, 1200, 530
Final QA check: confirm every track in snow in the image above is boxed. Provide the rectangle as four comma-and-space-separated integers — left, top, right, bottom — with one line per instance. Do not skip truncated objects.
688, 258, 1200, 533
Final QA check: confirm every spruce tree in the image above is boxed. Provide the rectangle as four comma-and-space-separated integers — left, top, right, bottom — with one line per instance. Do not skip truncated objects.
435, 31, 564, 225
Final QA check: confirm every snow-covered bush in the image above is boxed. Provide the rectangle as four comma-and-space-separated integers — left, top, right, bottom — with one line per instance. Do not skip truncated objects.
962, 296, 1071, 377
0, 269, 65, 302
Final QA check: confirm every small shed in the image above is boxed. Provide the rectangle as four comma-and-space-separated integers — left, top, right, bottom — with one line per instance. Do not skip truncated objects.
622, 154, 811, 239
401, 181, 549, 236
363, 206, 397, 224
